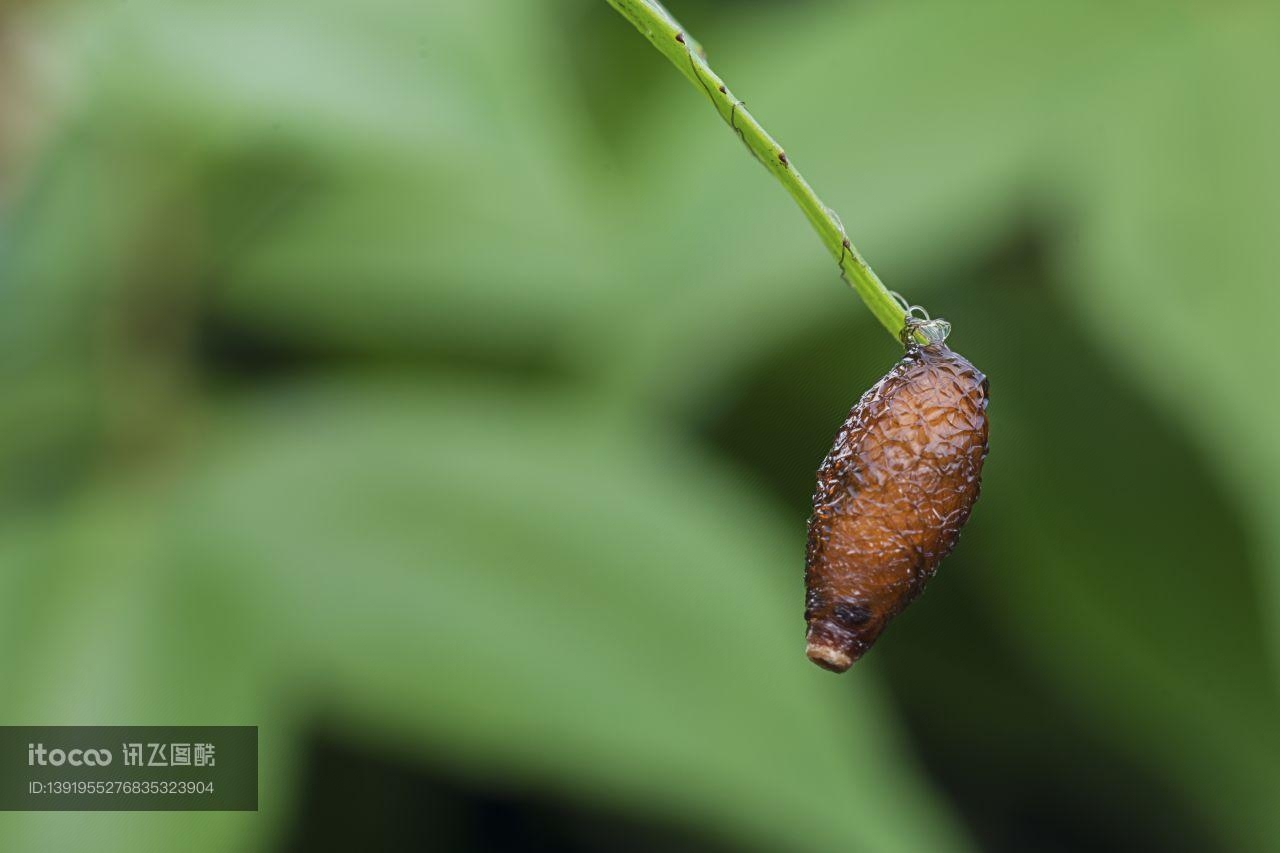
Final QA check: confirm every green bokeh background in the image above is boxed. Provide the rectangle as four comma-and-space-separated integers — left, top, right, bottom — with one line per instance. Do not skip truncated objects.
2, 1, 1279, 851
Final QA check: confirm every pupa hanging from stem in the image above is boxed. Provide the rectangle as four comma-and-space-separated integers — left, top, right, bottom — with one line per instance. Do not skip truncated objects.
602, 0, 991, 671
804, 315, 989, 672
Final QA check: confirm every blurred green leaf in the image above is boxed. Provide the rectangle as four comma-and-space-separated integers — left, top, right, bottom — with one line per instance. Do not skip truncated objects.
0, 494, 287, 853
4, 0, 618, 367
1048, 4, 1280, 676
164, 378, 973, 853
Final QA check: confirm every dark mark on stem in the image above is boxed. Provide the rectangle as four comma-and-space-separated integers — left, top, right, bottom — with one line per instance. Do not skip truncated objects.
680, 35, 719, 119
778, 151, 789, 166
727, 100, 760, 164
675, 31, 757, 166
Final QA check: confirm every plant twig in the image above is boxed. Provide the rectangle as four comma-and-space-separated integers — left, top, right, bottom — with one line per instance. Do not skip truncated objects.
605, 0, 915, 343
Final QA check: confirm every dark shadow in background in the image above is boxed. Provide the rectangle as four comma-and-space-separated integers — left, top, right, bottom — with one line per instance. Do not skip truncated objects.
282, 730, 737, 853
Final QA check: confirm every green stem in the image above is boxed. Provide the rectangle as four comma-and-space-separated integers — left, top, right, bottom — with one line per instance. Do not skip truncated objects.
605, 0, 914, 343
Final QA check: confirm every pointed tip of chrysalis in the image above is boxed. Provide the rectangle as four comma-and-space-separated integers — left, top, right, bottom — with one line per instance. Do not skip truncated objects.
806, 641, 855, 673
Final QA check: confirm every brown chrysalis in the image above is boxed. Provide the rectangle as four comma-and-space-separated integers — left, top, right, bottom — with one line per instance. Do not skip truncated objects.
804, 329, 989, 672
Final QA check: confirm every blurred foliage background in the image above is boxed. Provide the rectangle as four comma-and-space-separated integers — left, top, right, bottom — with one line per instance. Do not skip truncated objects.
1, 0, 1279, 851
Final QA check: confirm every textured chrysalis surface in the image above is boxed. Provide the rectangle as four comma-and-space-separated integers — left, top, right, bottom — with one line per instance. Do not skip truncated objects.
805, 341, 989, 672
